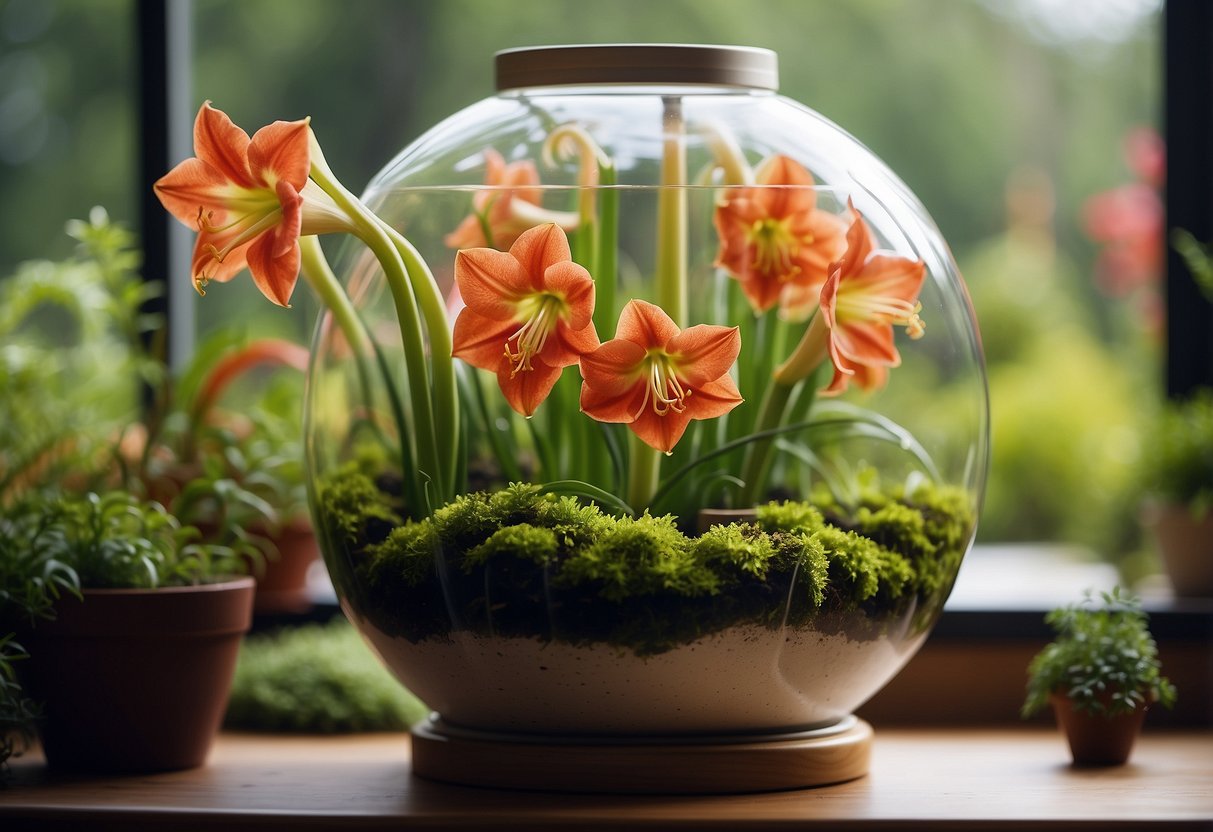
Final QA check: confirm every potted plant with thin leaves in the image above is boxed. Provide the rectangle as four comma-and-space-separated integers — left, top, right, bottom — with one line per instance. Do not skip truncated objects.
1022, 588, 1176, 766
1138, 390, 1213, 597
135, 332, 318, 613
0, 490, 253, 773
0, 209, 316, 615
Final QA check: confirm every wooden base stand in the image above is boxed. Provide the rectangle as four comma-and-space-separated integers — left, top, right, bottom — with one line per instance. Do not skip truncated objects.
410, 716, 873, 793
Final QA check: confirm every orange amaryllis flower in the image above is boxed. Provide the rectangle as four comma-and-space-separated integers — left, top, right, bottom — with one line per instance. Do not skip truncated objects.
818, 208, 926, 395
713, 155, 847, 317
444, 149, 546, 251
452, 223, 599, 417
580, 300, 742, 454
154, 102, 346, 307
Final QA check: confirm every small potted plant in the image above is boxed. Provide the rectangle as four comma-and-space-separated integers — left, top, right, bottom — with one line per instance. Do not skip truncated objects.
141, 334, 317, 613
1022, 588, 1176, 766
0, 490, 253, 773
1138, 390, 1213, 597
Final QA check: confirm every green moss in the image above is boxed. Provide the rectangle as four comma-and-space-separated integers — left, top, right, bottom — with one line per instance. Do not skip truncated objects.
806, 479, 976, 602
692, 523, 775, 581
316, 471, 971, 653
225, 619, 428, 733
559, 514, 709, 602
317, 463, 402, 555
754, 501, 826, 535
814, 524, 914, 607
465, 524, 559, 570
757, 500, 913, 609
366, 520, 437, 588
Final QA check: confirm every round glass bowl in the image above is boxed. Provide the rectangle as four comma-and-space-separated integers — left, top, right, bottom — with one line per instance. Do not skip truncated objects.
306, 44, 988, 736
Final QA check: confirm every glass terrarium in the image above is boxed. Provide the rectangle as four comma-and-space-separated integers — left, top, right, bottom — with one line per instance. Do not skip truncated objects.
304, 44, 987, 788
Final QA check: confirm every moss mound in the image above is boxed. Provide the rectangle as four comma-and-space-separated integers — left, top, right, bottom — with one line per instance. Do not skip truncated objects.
225, 619, 428, 733
317, 473, 975, 654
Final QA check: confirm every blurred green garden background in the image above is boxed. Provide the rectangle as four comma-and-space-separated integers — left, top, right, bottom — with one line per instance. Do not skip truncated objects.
0, 0, 1164, 577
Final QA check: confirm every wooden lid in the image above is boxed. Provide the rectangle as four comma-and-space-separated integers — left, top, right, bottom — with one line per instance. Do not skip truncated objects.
495, 44, 778, 92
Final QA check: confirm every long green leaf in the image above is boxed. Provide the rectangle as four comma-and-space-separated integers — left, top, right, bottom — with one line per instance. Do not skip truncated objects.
649, 411, 939, 512
540, 479, 635, 516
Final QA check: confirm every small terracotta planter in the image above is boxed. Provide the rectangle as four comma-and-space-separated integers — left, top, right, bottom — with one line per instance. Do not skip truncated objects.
1049, 693, 1149, 766
1142, 501, 1213, 597
19, 576, 254, 773
246, 517, 322, 614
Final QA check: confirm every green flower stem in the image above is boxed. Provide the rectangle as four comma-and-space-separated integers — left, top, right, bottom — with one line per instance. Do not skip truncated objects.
307, 157, 444, 504
739, 313, 831, 506
656, 96, 688, 327
738, 379, 795, 506
298, 236, 376, 410
627, 432, 663, 512
629, 97, 690, 510
595, 162, 619, 336
577, 161, 619, 490
378, 221, 461, 495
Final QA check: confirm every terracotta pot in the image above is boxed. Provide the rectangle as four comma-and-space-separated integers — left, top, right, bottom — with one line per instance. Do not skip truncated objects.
1049, 693, 1149, 766
19, 576, 254, 773
1142, 501, 1213, 597
191, 516, 321, 614
246, 517, 322, 614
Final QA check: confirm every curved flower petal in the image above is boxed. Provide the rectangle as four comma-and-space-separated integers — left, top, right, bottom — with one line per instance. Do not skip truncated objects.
446, 149, 544, 251
246, 232, 300, 307
510, 222, 572, 286
580, 376, 648, 424
190, 233, 252, 285
153, 158, 236, 226
497, 357, 562, 418
240, 182, 304, 307
846, 253, 925, 297
666, 324, 741, 386
684, 374, 744, 420
615, 299, 680, 350
828, 319, 899, 369
451, 310, 518, 371
630, 401, 696, 454
444, 215, 488, 251
824, 359, 888, 396
579, 338, 647, 397
494, 157, 542, 213
454, 248, 533, 319
750, 155, 817, 219
194, 102, 254, 188
248, 118, 312, 189
834, 205, 875, 278
543, 261, 596, 331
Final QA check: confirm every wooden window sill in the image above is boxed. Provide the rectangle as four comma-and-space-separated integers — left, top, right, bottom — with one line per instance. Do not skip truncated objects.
1, 727, 1210, 830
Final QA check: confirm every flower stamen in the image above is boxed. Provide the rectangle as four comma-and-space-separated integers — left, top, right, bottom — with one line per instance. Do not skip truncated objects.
746, 217, 800, 281
837, 293, 926, 338
635, 352, 691, 418
504, 293, 565, 377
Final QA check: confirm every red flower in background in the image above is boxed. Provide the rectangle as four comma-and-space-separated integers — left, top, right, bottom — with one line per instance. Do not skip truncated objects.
1082, 127, 1164, 299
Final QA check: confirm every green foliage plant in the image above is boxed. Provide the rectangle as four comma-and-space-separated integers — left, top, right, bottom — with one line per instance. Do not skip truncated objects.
0, 490, 241, 768
1022, 588, 1176, 719
1138, 389, 1213, 515
0, 209, 159, 502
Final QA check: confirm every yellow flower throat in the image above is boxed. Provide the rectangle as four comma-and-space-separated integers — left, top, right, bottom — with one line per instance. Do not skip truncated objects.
505, 292, 567, 376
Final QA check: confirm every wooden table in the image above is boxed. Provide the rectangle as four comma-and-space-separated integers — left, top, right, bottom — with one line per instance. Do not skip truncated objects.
1, 728, 1210, 830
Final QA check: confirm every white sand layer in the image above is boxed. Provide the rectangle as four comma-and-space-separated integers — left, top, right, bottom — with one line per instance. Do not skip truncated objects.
359, 620, 927, 735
